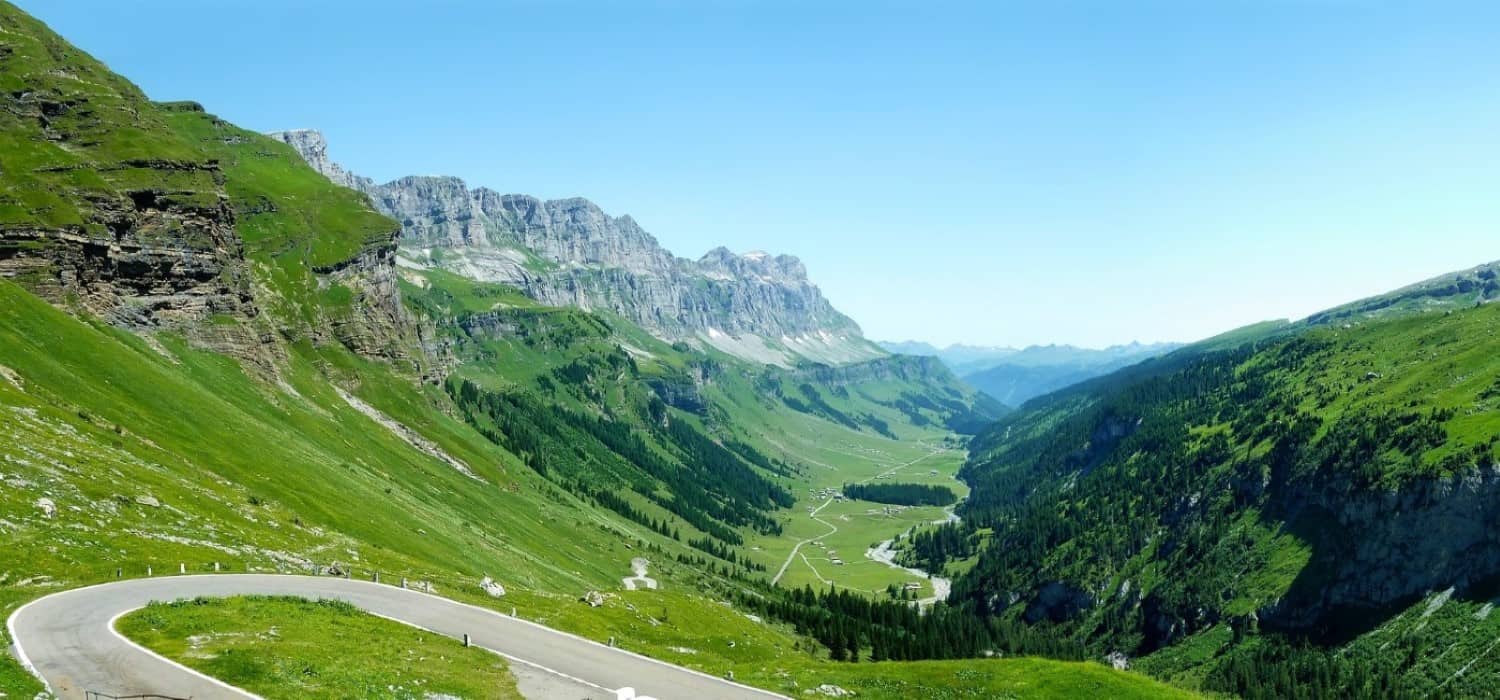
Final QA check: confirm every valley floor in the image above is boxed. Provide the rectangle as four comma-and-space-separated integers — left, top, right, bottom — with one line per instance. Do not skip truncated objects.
748, 432, 968, 599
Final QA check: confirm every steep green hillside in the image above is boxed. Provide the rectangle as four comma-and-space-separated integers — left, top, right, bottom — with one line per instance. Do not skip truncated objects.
948, 292, 1500, 696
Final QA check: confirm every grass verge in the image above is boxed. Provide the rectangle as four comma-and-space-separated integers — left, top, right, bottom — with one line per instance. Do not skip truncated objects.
117, 596, 522, 700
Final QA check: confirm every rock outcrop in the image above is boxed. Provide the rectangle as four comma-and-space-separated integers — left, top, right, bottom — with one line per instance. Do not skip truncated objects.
266, 129, 372, 192
0, 158, 275, 367
0, 23, 278, 370
314, 238, 411, 362
1263, 464, 1500, 632
268, 130, 883, 365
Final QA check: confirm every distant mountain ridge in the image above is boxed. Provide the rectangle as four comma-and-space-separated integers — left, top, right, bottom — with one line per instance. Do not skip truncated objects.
269, 129, 883, 367
876, 341, 1021, 375
878, 339, 1181, 405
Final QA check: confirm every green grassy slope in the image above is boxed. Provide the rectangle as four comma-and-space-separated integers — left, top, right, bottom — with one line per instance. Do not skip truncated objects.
0, 6, 206, 231
950, 294, 1500, 696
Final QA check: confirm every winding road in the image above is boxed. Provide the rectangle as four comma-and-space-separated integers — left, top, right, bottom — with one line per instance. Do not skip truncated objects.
7, 574, 785, 700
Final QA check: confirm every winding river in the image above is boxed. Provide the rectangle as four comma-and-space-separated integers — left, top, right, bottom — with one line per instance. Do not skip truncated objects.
864, 507, 960, 606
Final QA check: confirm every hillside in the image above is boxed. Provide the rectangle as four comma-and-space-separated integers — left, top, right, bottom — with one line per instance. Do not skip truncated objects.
1304, 260, 1499, 326
0, 4, 1195, 699
940, 273, 1500, 697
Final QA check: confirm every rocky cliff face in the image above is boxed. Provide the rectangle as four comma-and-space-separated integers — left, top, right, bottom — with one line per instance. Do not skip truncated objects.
267, 129, 373, 193
1263, 465, 1500, 631
312, 238, 411, 363
0, 43, 271, 367
268, 130, 882, 366
0, 164, 253, 327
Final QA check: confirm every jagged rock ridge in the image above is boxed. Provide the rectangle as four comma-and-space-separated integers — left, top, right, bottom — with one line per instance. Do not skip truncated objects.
268, 129, 884, 366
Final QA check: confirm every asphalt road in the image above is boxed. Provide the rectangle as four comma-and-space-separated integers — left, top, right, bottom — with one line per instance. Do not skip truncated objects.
8, 574, 786, 700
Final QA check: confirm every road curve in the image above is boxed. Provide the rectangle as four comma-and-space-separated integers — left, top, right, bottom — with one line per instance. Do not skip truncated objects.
8, 574, 786, 700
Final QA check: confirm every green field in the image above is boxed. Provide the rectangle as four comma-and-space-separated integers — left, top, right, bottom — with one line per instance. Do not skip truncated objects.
747, 440, 968, 597
118, 597, 523, 700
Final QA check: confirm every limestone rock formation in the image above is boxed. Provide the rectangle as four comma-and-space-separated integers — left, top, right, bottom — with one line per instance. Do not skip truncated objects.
0, 91, 272, 368
266, 129, 372, 192
268, 129, 886, 366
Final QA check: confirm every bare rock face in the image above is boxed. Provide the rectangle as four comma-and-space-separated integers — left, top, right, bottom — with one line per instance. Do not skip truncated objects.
269, 130, 877, 361
0, 158, 274, 369
0, 33, 277, 370
790, 355, 956, 386
1262, 465, 1500, 631
314, 239, 412, 361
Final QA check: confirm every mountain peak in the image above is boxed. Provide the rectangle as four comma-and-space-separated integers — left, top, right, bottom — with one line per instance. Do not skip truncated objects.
267, 129, 370, 191
270, 128, 873, 364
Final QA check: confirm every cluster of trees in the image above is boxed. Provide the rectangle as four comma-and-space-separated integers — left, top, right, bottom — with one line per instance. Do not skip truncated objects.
584, 485, 680, 541
775, 381, 864, 432
860, 413, 897, 439
1203, 639, 1425, 700
673, 551, 762, 580
663, 417, 794, 515
795, 382, 862, 430
735, 584, 1084, 663
724, 438, 800, 478
899, 521, 979, 571
883, 583, 921, 601
873, 388, 1001, 435
842, 482, 958, 507
889, 396, 932, 427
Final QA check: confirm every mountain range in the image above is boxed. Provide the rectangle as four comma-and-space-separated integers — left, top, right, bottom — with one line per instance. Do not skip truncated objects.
270, 129, 885, 368
878, 340, 1182, 406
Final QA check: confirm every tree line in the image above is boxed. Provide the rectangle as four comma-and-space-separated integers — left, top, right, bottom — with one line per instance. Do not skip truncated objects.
843, 482, 957, 507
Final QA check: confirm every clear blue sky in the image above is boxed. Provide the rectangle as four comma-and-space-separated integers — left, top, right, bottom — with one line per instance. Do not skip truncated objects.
23, 1, 1500, 348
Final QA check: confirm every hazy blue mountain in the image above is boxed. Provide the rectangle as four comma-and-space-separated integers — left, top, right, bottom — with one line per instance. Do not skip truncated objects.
961, 342, 1180, 406
876, 341, 1019, 375
879, 340, 1181, 406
